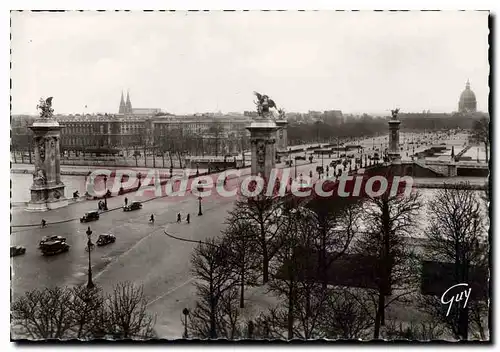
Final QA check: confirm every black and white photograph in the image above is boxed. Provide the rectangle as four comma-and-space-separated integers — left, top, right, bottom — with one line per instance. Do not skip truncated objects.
8, 10, 491, 342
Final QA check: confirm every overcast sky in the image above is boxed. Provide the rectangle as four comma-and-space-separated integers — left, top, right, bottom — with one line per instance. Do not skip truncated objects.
11, 11, 489, 115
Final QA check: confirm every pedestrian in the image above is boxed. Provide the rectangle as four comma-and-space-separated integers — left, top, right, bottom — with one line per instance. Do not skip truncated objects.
309, 170, 313, 178
150, 214, 155, 225
186, 214, 190, 224
41, 219, 46, 228
125, 197, 128, 206
177, 213, 181, 223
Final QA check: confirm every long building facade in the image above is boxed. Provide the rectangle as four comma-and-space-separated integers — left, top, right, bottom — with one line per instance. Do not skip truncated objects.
12, 113, 253, 157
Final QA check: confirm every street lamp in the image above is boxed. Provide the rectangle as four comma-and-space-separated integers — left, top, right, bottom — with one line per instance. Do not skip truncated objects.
197, 185, 203, 216
86, 226, 95, 289
182, 308, 190, 338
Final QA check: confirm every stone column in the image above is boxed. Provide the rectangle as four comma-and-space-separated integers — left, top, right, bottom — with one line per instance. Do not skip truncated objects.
246, 120, 279, 183
28, 119, 68, 211
275, 119, 288, 160
388, 118, 401, 164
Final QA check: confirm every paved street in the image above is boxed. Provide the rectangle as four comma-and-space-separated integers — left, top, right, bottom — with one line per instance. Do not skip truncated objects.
10, 160, 321, 338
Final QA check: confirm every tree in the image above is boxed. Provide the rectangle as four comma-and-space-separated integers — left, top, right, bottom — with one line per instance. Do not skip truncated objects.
356, 191, 422, 338
68, 286, 104, 339
420, 183, 488, 340
266, 205, 330, 339
11, 286, 74, 339
306, 196, 360, 289
11, 283, 156, 340
471, 116, 490, 164
189, 237, 238, 338
101, 281, 156, 339
229, 195, 283, 284
221, 219, 261, 308
318, 288, 374, 339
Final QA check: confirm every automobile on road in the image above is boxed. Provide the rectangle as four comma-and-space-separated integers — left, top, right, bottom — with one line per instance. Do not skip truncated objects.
10, 246, 26, 257
39, 235, 66, 248
123, 201, 142, 212
40, 240, 70, 256
96, 233, 116, 246
80, 210, 100, 223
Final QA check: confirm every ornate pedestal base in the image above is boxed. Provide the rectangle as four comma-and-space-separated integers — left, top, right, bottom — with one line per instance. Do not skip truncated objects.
27, 183, 68, 212
246, 120, 280, 182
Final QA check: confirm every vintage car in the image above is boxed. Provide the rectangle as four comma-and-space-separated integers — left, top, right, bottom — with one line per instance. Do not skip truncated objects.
96, 233, 116, 246
123, 201, 142, 212
39, 235, 66, 247
10, 246, 26, 257
80, 210, 100, 223
40, 240, 70, 256
295, 155, 306, 161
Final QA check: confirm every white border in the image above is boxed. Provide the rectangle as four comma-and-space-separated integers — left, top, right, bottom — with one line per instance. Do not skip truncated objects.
2, 2, 497, 351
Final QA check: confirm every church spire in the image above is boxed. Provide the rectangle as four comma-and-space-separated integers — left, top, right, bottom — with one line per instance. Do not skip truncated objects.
119, 90, 126, 114
126, 90, 132, 114
466, 79, 470, 90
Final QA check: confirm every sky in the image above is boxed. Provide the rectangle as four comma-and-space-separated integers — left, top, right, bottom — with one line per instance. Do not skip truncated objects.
10, 11, 489, 115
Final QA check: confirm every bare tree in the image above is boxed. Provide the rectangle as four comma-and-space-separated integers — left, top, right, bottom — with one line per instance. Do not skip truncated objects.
267, 205, 330, 339
68, 286, 104, 339
470, 116, 490, 163
189, 237, 238, 338
420, 183, 488, 340
318, 288, 374, 340
229, 195, 283, 284
356, 191, 422, 338
221, 219, 261, 308
102, 281, 156, 339
383, 319, 445, 340
306, 197, 361, 288
11, 286, 74, 339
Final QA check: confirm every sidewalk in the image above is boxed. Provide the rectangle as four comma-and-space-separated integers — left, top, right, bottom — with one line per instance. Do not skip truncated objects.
11, 163, 208, 177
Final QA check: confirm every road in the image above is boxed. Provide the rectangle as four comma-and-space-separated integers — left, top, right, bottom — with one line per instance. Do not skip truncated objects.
10, 160, 323, 338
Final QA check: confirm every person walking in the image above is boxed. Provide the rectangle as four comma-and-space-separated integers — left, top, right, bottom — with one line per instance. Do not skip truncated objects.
125, 197, 128, 206
41, 219, 46, 228
186, 214, 190, 224
177, 213, 181, 223
150, 214, 155, 225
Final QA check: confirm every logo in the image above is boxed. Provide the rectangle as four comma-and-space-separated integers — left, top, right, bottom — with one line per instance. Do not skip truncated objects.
441, 283, 472, 317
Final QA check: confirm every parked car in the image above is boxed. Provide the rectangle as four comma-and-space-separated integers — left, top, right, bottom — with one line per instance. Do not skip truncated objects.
80, 211, 100, 223
10, 246, 26, 257
40, 240, 70, 256
123, 201, 142, 212
295, 156, 306, 161
96, 233, 116, 246
39, 235, 66, 248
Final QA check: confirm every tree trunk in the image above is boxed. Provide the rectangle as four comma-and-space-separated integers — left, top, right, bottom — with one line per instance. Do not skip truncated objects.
177, 152, 183, 169
168, 151, 174, 168
240, 269, 245, 308
28, 148, 32, 164
287, 282, 294, 340
458, 307, 469, 340
373, 291, 384, 338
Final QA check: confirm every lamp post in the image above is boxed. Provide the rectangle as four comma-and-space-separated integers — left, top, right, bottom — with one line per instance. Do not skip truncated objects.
294, 157, 297, 179
86, 226, 94, 289
182, 308, 190, 338
197, 185, 203, 216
